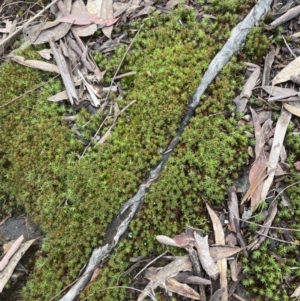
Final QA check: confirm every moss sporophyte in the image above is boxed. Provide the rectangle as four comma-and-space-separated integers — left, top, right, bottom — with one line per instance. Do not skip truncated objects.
0, 3, 290, 301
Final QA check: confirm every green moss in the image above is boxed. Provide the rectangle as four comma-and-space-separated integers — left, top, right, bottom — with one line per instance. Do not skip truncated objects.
0, 5, 254, 301
242, 242, 296, 300
243, 26, 270, 62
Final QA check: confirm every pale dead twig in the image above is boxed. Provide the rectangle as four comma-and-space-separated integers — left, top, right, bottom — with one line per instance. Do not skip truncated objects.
239, 218, 300, 232
281, 34, 296, 58
254, 231, 300, 246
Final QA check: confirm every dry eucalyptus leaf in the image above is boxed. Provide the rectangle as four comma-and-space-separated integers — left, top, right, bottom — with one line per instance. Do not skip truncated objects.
291, 284, 300, 298
240, 64, 260, 99
272, 56, 300, 87
137, 255, 192, 301
71, 0, 97, 37
0, 238, 36, 293
266, 5, 300, 31
0, 235, 24, 272
165, 278, 200, 300
262, 85, 298, 97
48, 90, 69, 102
58, 12, 118, 26
23, 21, 72, 44
260, 108, 291, 202
283, 103, 300, 117
87, 0, 114, 38
194, 233, 219, 280
206, 203, 227, 301
209, 246, 242, 261
156, 235, 180, 247
10, 55, 59, 73
37, 49, 53, 60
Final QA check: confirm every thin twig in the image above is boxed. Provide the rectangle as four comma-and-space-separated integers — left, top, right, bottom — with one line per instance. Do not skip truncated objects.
134, 251, 168, 279
239, 218, 300, 232
254, 231, 300, 245
281, 34, 296, 58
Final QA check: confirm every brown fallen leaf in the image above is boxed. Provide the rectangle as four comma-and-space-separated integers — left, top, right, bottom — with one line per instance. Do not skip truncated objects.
248, 150, 269, 209
113, 0, 133, 18
58, 12, 118, 26
283, 102, 300, 117
137, 255, 192, 301
165, 0, 180, 9
87, 0, 114, 39
0, 235, 24, 272
156, 235, 180, 247
294, 161, 300, 170
24, 21, 72, 44
194, 233, 219, 280
9, 55, 59, 73
262, 85, 298, 97
70, 0, 97, 37
0, 238, 36, 293
206, 203, 227, 301
262, 47, 275, 87
174, 272, 211, 285
131, 6, 155, 19
210, 245, 242, 261
240, 63, 260, 99
165, 277, 200, 300
260, 108, 291, 202
143, 268, 202, 299
49, 38, 78, 105
266, 5, 300, 30
291, 283, 300, 298
173, 226, 203, 247
37, 49, 53, 60
272, 56, 300, 87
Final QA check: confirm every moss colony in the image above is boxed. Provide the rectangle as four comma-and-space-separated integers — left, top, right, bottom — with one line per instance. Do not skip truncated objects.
1, 2, 293, 301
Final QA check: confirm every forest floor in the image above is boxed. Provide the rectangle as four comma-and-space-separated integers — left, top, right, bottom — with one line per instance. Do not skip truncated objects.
1, 0, 300, 301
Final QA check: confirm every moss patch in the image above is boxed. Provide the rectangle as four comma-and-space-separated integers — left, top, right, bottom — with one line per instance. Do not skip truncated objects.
0, 4, 262, 301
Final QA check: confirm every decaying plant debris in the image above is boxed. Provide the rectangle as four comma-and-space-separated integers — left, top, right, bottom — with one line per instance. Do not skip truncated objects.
3, 0, 300, 300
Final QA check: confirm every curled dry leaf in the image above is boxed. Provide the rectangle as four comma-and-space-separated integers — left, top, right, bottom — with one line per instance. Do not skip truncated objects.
156, 235, 180, 247
272, 56, 300, 87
